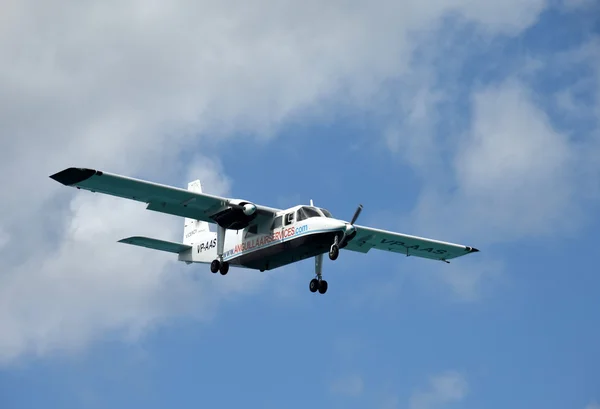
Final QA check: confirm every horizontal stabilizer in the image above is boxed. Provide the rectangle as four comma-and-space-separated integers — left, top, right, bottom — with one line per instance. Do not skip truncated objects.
118, 236, 192, 254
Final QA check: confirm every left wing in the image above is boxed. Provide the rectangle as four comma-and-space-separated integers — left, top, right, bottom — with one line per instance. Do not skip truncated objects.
50, 167, 281, 229
344, 225, 479, 261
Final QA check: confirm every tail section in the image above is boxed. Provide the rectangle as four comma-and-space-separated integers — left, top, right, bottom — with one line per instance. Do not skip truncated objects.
118, 179, 217, 265
183, 180, 210, 245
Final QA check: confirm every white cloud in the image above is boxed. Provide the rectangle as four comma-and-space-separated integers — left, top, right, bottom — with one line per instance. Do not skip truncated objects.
396, 77, 596, 300
409, 371, 468, 409
455, 81, 578, 238
415, 257, 504, 302
0, 164, 267, 365
0, 0, 550, 364
0, 227, 9, 250
330, 374, 365, 397
585, 401, 600, 409
410, 79, 585, 245
186, 155, 233, 198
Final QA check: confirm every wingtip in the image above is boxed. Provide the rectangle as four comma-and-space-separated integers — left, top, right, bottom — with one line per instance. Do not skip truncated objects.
466, 246, 480, 253
49, 167, 101, 186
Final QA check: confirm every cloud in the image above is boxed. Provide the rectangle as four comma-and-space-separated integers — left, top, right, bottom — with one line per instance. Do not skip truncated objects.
0, 0, 550, 364
329, 374, 365, 397
0, 161, 267, 365
454, 80, 579, 239
409, 371, 468, 409
395, 73, 598, 300
186, 155, 232, 198
407, 76, 594, 244
586, 401, 600, 409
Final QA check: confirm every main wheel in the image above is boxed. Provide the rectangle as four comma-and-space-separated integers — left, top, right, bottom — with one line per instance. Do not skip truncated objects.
309, 279, 319, 293
210, 259, 220, 273
219, 261, 229, 276
318, 280, 328, 294
329, 244, 339, 261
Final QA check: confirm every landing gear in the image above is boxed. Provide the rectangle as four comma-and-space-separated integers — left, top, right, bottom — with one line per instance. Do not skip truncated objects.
210, 259, 229, 275
329, 244, 339, 260
309, 278, 328, 294
210, 224, 229, 275
329, 235, 340, 261
318, 279, 328, 294
310, 253, 328, 294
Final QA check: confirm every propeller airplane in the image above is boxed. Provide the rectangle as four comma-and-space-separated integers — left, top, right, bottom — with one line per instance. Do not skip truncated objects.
50, 167, 480, 294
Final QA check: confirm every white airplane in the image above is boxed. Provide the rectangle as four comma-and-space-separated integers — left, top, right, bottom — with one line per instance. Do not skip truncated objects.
50, 167, 480, 294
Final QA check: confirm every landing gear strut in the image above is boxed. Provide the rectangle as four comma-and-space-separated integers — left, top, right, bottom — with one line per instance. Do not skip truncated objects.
210, 224, 229, 275
310, 253, 328, 294
328, 234, 340, 261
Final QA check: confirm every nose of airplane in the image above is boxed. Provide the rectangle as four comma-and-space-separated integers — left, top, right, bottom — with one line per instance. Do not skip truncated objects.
320, 218, 348, 231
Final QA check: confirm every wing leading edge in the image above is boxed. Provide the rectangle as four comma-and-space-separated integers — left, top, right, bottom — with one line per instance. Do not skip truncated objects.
49, 167, 281, 225
344, 225, 479, 261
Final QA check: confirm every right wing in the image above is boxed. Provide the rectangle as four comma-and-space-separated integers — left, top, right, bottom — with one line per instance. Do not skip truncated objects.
50, 167, 281, 229
344, 225, 479, 261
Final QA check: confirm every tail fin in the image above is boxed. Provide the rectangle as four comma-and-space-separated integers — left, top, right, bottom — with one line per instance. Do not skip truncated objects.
183, 180, 210, 245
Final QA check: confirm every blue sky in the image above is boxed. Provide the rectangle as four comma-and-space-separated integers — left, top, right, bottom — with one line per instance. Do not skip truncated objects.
1, 1, 599, 408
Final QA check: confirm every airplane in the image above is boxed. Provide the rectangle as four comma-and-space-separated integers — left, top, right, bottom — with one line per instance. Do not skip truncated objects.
50, 167, 480, 294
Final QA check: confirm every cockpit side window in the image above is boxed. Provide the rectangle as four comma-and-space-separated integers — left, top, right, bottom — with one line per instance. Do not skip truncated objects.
247, 224, 258, 234
296, 207, 308, 222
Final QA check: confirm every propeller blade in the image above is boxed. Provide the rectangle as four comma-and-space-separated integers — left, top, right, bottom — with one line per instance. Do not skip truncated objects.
338, 204, 363, 249
350, 204, 363, 225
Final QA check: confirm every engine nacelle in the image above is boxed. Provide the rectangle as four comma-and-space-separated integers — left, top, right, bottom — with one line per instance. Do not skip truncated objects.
243, 203, 257, 216
212, 199, 259, 229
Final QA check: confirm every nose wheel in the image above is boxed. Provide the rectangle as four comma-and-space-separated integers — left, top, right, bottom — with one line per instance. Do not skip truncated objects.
309, 278, 328, 294
328, 234, 340, 260
328, 244, 339, 260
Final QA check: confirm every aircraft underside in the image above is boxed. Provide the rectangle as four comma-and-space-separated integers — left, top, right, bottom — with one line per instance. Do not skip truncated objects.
231, 230, 339, 271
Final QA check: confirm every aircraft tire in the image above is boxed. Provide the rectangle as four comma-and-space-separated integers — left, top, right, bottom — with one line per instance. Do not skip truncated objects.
210, 259, 220, 273
329, 244, 339, 261
309, 279, 319, 293
219, 262, 229, 276
318, 280, 328, 294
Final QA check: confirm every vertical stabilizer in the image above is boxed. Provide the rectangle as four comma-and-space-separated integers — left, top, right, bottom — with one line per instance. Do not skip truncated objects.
183, 180, 210, 244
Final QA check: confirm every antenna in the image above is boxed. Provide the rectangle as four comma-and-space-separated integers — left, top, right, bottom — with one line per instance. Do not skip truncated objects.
310, 199, 314, 206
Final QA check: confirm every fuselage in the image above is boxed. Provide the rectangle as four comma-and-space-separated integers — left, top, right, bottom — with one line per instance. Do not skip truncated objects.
178, 205, 347, 271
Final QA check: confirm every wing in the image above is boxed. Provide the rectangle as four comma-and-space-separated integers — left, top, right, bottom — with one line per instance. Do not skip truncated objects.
50, 167, 281, 229
344, 225, 479, 261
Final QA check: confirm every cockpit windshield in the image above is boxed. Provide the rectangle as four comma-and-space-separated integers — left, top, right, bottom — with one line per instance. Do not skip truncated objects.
319, 208, 333, 218
296, 206, 328, 221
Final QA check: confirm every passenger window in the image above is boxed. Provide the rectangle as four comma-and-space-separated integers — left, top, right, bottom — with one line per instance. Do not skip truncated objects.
284, 212, 294, 225
271, 216, 282, 229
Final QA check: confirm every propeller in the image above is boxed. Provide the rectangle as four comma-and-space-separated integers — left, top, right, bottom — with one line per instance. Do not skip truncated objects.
338, 204, 363, 248
350, 204, 363, 225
